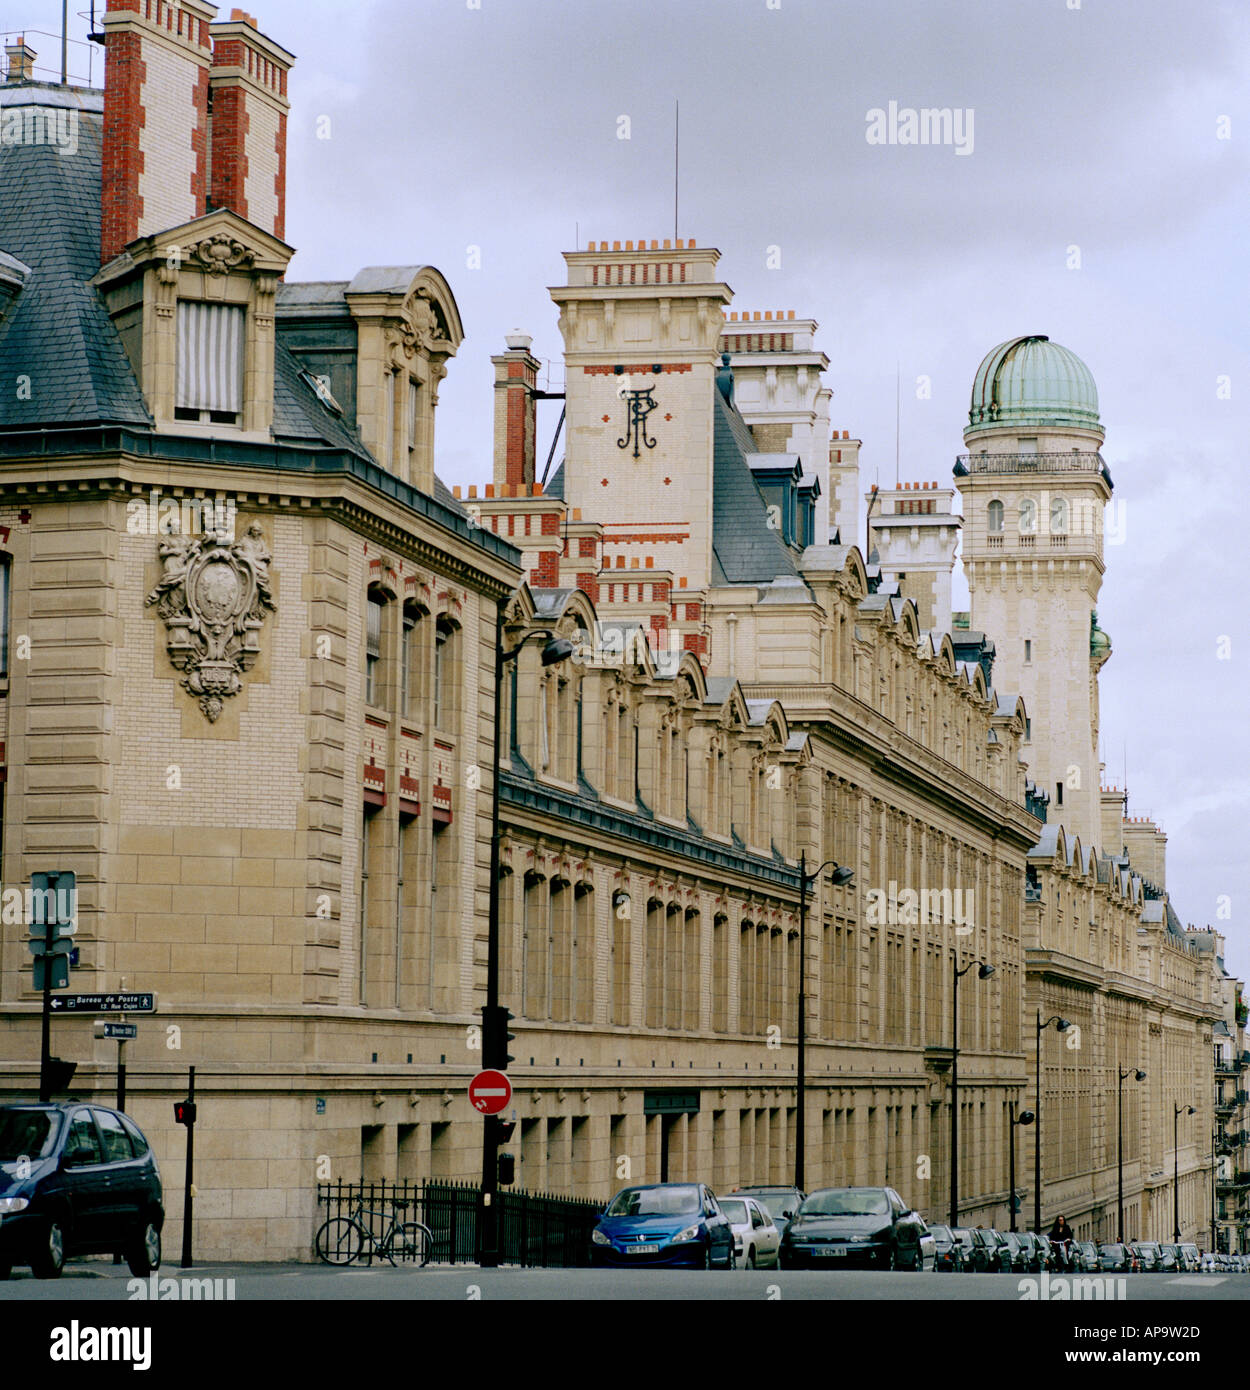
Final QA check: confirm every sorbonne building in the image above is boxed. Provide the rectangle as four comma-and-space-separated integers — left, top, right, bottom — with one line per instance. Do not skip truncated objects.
0, 8, 1227, 1262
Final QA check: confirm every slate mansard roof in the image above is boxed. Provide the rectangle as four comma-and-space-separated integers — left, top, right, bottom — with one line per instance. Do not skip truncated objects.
0, 84, 476, 517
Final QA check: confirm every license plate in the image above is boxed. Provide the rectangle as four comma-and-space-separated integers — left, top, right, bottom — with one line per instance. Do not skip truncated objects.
813, 1247, 845, 1256
631, 1243, 660, 1254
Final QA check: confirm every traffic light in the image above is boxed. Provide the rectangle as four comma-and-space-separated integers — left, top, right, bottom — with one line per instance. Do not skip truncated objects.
45, 1058, 76, 1094
174, 1101, 197, 1126
27, 870, 77, 991
497, 1151, 516, 1186
482, 1004, 515, 1070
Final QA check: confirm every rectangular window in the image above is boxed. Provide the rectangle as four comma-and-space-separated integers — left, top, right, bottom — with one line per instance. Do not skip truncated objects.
401, 609, 416, 717
408, 378, 419, 457
433, 623, 449, 729
1024, 638, 1032, 663
366, 596, 383, 706
0, 557, 9, 679
175, 302, 244, 422
1056, 782, 1063, 806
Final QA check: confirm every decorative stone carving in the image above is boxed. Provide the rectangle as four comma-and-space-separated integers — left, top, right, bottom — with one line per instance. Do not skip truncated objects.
146, 521, 277, 722
188, 233, 258, 276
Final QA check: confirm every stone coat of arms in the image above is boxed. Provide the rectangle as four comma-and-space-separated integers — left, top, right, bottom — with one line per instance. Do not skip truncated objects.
145, 521, 277, 721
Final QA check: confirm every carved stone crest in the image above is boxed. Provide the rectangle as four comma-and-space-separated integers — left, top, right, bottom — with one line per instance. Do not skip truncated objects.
146, 521, 276, 721
189, 234, 257, 277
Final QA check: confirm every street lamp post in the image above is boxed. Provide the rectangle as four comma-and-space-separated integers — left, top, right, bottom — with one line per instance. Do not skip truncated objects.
949, 957, 994, 1227
479, 612, 573, 1269
1116, 1065, 1146, 1244
1008, 1102, 1035, 1233
795, 852, 853, 1192
1173, 1103, 1195, 1244
1034, 1011, 1070, 1234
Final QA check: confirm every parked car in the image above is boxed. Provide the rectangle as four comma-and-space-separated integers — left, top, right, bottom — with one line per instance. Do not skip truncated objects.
1199, 1252, 1220, 1273
1178, 1243, 1201, 1272
1130, 1242, 1159, 1273
778, 1186, 932, 1270
1155, 1244, 1180, 1274
730, 1186, 805, 1239
1098, 1242, 1132, 1273
590, 1183, 736, 1269
718, 1194, 780, 1269
1014, 1231, 1043, 1272
928, 1223, 968, 1272
1000, 1230, 1030, 1273
1072, 1240, 1100, 1272
968, 1227, 1012, 1273
0, 1102, 163, 1280
950, 1227, 978, 1270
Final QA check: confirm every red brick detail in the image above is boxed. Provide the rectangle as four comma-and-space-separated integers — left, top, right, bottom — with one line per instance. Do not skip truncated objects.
604, 532, 686, 544
100, 30, 146, 264
533, 552, 560, 587
575, 574, 600, 603
209, 82, 250, 221
684, 631, 708, 656
684, 603, 701, 621
274, 108, 287, 241
540, 512, 561, 536
584, 363, 692, 375
191, 67, 209, 210
505, 387, 530, 485
578, 538, 597, 558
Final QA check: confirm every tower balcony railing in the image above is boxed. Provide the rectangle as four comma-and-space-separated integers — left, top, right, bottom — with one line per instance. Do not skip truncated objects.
955, 451, 1107, 475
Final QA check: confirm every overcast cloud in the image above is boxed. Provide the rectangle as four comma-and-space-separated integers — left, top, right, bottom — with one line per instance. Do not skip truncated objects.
26, 0, 1250, 977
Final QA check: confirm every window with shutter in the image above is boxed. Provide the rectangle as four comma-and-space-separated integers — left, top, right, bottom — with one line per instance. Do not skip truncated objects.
175, 302, 245, 423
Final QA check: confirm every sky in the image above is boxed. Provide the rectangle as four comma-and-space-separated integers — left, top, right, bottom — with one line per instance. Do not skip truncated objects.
17, 0, 1250, 980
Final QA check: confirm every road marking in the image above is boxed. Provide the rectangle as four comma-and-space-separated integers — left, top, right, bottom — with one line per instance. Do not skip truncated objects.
1168, 1275, 1223, 1285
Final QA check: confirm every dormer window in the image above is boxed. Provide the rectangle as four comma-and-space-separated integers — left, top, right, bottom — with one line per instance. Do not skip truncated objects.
174, 302, 244, 424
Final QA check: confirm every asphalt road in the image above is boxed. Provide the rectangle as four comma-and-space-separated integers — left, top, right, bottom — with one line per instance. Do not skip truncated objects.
1, 1262, 1245, 1300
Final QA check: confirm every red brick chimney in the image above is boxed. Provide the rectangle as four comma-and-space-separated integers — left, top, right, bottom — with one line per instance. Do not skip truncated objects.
492, 332, 541, 489
208, 10, 294, 240
100, 0, 219, 266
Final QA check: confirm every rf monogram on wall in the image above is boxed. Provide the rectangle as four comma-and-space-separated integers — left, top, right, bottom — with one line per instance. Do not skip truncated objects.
617, 387, 659, 458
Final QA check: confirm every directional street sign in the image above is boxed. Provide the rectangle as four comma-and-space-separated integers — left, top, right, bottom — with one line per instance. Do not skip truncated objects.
50, 992, 156, 1014
469, 1069, 512, 1115
95, 1021, 138, 1040
27, 936, 73, 957
33, 956, 70, 991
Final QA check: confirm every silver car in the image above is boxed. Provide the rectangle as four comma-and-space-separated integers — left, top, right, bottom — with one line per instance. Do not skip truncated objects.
719, 1195, 780, 1269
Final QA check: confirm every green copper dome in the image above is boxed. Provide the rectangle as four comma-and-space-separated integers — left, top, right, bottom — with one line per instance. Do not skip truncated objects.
967, 335, 1101, 433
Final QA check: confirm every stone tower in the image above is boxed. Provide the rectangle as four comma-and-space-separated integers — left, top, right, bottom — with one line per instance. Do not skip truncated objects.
955, 335, 1112, 850
549, 239, 731, 591
867, 480, 961, 634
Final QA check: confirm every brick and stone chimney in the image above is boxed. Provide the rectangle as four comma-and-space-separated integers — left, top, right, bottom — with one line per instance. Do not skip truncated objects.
5, 39, 36, 82
100, 0, 219, 266
492, 331, 541, 490
208, 9, 294, 240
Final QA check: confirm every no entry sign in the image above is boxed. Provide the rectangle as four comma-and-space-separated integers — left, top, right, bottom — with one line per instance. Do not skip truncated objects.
469, 1069, 512, 1115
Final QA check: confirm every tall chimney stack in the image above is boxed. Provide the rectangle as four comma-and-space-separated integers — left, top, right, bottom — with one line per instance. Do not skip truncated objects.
492, 332, 541, 490
100, 0, 219, 266
208, 10, 294, 240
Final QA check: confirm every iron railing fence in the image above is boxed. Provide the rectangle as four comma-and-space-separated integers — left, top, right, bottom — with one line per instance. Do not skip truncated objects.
315, 1177, 604, 1267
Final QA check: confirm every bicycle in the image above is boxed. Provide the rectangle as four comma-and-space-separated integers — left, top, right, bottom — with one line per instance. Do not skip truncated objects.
314, 1196, 433, 1267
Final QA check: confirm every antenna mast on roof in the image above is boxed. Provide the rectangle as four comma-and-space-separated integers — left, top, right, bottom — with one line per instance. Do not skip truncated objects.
673, 99, 679, 242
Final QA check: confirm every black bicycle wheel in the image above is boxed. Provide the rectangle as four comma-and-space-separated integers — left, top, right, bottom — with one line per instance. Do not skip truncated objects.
316, 1217, 364, 1266
391, 1222, 432, 1267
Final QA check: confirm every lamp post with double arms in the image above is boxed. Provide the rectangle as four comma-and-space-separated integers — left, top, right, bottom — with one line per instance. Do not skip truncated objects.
1008, 1102, 1035, 1233
1034, 1011, 1070, 1233
479, 613, 573, 1268
1116, 1066, 1146, 1244
949, 957, 994, 1227
1174, 1103, 1195, 1244
795, 852, 853, 1192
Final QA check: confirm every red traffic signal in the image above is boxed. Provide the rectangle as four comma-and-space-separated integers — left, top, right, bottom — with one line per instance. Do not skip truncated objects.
174, 1100, 197, 1126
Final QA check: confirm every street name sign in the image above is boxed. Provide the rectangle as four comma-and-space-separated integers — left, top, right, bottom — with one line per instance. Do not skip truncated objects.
50, 992, 156, 1014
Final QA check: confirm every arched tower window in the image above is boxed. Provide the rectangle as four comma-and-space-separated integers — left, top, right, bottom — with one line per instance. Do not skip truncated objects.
1018, 497, 1038, 534
1050, 496, 1069, 534
987, 499, 1004, 534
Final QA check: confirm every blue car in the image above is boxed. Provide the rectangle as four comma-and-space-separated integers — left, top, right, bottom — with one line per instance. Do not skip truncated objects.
591, 1182, 736, 1269
0, 1103, 164, 1280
